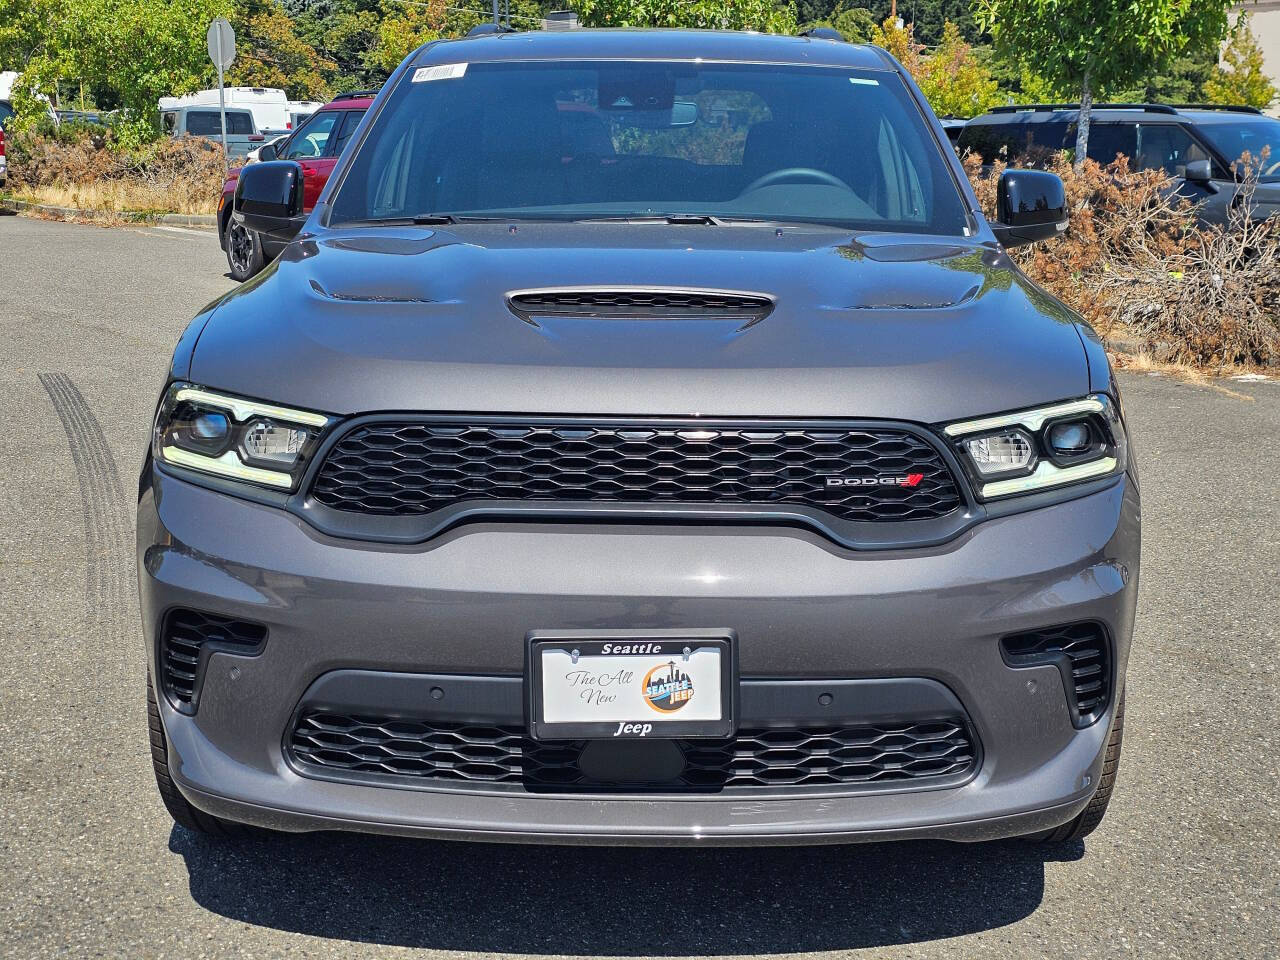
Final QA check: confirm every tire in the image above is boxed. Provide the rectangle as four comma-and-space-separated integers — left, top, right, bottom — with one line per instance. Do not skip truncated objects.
225, 218, 266, 282
147, 678, 258, 838
1026, 689, 1125, 843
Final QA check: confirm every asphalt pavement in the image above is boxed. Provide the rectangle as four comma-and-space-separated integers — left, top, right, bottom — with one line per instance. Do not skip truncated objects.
0, 214, 1277, 959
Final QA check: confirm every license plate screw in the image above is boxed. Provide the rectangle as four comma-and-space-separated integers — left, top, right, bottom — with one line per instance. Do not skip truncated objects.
570, 648, 580, 664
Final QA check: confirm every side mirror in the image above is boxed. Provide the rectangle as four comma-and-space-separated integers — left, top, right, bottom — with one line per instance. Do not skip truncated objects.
232, 160, 304, 238
1184, 158, 1214, 185
992, 169, 1068, 247
256, 139, 279, 163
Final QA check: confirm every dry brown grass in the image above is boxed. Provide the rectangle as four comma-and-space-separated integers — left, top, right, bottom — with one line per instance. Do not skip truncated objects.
12, 181, 217, 216
7, 132, 224, 216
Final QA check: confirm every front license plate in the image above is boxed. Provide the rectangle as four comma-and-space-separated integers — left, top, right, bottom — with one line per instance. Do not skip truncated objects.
528, 636, 734, 740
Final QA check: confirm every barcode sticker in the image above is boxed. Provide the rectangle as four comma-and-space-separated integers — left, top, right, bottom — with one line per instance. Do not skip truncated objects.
412, 63, 468, 83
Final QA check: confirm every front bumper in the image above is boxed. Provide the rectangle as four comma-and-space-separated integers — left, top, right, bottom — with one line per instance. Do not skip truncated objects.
138, 468, 1140, 845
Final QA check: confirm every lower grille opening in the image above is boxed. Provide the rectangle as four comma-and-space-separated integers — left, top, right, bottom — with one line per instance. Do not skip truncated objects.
159, 609, 266, 710
1001, 621, 1111, 726
288, 714, 977, 794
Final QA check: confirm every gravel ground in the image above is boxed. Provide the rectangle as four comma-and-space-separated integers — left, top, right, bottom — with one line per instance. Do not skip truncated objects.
0, 214, 1277, 959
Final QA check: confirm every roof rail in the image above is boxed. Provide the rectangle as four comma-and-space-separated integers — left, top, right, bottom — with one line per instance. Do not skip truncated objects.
1170, 103, 1263, 115
332, 89, 380, 101
466, 22, 517, 37
798, 26, 845, 41
987, 103, 1177, 115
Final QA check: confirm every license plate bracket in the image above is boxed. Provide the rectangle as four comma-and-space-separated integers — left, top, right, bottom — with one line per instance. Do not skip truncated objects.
527, 630, 736, 740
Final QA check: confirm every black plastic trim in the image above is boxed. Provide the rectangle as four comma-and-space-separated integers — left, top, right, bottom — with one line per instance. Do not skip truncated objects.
999, 620, 1113, 729
283, 670, 982, 799
157, 607, 268, 715
295, 412, 976, 550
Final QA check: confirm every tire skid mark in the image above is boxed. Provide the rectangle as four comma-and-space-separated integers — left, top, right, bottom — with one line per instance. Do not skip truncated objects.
39, 373, 131, 647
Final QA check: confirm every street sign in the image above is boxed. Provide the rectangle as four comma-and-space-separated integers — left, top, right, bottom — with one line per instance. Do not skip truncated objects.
206, 17, 236, 173
206, 18, 235, 70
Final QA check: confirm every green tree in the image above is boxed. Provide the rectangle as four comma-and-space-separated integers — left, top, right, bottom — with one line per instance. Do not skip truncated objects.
916, 21, 1001, 116
1205, 14, 1278, 111
975, 0, 1234, 168
571, 0, 797, 33
800, 3, 877, 42
229, 0, 336, 101
6, 0, 232, 142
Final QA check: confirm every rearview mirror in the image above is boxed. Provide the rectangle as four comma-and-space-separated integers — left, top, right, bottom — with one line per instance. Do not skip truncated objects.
992, 169, 1068, 247
232, 160, 304, 238
1183, 158, 1213, 185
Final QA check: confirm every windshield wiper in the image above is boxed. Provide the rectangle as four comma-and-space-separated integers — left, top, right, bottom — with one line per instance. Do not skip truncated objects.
570, 214, 726, 225
663, 214, 724, 225
412, 213, 459, 224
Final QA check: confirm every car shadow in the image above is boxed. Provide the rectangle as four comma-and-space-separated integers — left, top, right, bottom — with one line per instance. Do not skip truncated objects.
171, 828, 1081, 953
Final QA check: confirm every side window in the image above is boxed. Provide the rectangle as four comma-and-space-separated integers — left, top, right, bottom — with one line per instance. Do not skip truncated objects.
225, 111, 254, 135
283, 111, 340, 159
330, 110, 365, 157
1137, 123, 1210, 176
1077, 123, 1137, 165
161, 112, 176, 135
185, 111, 219, 136
958, 121, 1069, 163
184, 110, 253, 136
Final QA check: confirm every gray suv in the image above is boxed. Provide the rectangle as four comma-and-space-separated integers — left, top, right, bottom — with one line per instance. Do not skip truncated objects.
960, 103, 1280, 224
139, 29, 1139, 846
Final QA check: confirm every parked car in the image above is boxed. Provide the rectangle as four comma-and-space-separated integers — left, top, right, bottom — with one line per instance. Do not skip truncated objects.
959, 103, 1280, 224
160, 86, 290, 135
937, 114, 968, 144
55, 108, 107, 126
217, 90, 375, 280
144, 29, 1137, 847
244, 133, 288, 165
160, 105, 266, 160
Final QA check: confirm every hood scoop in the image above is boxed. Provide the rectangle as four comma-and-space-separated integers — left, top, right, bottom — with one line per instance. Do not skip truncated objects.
506, 287, 775, 326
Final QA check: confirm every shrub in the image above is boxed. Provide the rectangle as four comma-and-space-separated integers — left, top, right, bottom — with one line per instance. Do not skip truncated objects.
963, 151, 1280, 368
6, 127, 225, 215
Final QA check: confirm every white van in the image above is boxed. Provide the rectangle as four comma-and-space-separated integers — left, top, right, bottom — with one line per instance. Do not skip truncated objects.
287, 100, 323, 130
159, 87, 289, 135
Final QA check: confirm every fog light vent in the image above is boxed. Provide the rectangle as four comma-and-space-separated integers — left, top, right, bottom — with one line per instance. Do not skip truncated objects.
159, 609, 266, 711
1000, 621, 1111, 727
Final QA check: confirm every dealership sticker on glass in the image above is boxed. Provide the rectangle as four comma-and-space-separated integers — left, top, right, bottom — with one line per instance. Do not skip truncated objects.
529, 637, 734, 739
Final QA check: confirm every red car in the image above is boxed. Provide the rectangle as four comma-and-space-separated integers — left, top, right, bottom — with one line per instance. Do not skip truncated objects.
218, 91, 375, 280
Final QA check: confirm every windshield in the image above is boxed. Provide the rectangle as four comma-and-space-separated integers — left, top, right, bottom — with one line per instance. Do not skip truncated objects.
329, 60, 969, 234
1198, 118, 1280, 182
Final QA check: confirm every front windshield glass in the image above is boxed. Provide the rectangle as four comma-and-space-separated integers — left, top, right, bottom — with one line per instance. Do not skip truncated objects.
328, 60, 969, 234
1198, 118, 1280, 182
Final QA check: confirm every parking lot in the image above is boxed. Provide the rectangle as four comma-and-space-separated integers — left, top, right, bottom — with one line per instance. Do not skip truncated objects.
0, 213, 1277, 958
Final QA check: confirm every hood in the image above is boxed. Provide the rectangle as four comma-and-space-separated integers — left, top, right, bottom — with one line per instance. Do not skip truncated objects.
189, 223, 1090, 423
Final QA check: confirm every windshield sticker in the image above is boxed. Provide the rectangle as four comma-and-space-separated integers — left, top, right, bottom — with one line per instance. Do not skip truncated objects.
849, 77, 880, 86
412, 63, 468, 83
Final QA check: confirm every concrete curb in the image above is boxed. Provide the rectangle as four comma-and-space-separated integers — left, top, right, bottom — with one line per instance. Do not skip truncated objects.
1, 197, 216, 229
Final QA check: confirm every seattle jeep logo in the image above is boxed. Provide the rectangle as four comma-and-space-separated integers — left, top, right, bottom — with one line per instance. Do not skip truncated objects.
642, 660, 695, 713
826, 473, 924, 488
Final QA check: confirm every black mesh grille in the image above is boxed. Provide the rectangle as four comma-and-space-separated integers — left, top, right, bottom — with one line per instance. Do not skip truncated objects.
508, 289, 773, 322
289, 714, 977, 792
159, 609, 266, 708
1001, 622, 1111, 724
309, 421, 963, 523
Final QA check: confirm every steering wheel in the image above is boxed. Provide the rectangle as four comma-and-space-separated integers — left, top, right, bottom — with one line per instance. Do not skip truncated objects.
1263, 158, 1280, 178
739, 166, 855, 195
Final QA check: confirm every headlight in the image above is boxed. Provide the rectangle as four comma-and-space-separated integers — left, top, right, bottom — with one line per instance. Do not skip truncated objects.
152, 383, 330, 490
943, 395, 1127, 500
